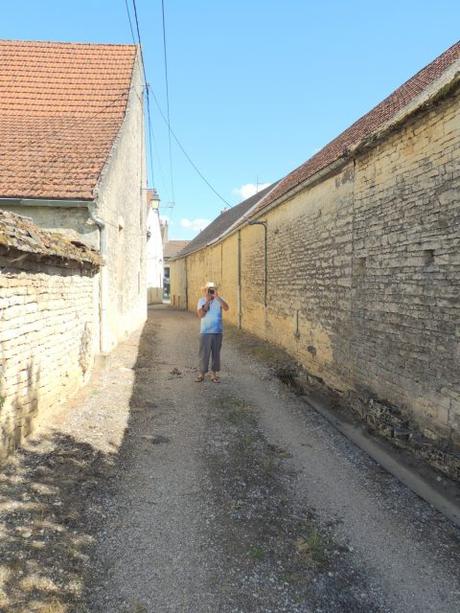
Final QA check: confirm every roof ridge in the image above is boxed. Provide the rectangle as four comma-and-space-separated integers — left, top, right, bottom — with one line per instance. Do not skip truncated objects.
0, 38, 137, 48
176, 183, 277, 258
251, 40, 460, 217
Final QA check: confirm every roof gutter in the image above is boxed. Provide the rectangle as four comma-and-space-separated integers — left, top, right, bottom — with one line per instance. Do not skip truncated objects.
0, 197, 91, 208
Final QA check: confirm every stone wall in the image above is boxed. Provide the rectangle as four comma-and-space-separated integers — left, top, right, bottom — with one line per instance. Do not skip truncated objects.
171, 87, 460, 445
0, 213, 100, 458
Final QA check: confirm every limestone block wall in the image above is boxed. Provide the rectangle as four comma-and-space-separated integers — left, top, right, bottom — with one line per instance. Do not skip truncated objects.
350, 91, 460, 440
0, 265, 98, 458
171, 88, 460, 443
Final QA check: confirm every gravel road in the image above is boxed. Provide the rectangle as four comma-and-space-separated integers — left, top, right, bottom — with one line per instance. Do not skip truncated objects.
1, 306, 459, 612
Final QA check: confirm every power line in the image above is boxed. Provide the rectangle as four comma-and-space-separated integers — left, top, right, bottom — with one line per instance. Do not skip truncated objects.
161, 0, 175, 206
124, 0, 136, 45
131, 0, 148, 85
129, 0, 157, 191
130, 0, 232, 209
149, 87, 232, 208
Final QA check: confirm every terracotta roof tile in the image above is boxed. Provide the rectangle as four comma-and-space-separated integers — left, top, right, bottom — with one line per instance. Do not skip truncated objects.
0, 40, 137, 200
252, 41, 460, 217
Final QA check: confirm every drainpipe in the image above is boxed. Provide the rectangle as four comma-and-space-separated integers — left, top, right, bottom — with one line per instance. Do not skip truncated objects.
185, 256, 189, 311
248, 220, 268, 307
237, 229, 242, 328
87, 208, 108, 354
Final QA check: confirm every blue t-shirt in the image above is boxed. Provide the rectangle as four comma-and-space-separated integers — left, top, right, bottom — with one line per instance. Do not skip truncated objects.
198, 297, 224, 334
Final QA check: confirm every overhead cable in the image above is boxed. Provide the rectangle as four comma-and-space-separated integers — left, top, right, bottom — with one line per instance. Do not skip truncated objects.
161, 0, 175, 206
130, 0, 231, 209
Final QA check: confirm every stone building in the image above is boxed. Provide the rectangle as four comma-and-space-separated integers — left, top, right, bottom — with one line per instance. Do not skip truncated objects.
160, 219, 189, 300
0, 39, 149, 353
171, 42, 460, 449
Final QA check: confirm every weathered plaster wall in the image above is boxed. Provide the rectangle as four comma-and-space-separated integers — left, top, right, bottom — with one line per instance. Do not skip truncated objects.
171, 89, 460, 443
0, 263, 98, 458
0, 204, 98, 247
93, 56, 148, 351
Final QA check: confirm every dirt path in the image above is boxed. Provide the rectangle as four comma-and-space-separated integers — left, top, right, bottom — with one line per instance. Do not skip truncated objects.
1, 306, 459, 612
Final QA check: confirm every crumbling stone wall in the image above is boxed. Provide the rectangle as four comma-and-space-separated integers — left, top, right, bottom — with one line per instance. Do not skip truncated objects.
0, 212, 100, 458
171, 87, 460, 447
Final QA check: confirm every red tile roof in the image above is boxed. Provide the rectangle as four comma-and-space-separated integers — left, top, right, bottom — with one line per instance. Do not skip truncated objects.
0, 40, 137, 200
252, 41, 460, 217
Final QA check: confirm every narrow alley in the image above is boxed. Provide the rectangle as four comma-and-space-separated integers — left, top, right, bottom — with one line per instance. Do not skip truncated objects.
1, 306, 459, 613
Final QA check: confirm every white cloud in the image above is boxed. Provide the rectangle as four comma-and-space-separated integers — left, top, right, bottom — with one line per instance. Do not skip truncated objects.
232, 182, 270, 201
180, 218, 211, 232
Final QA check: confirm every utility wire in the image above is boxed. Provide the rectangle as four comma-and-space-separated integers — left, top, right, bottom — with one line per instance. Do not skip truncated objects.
124, 0, 136, 46
161, 0, 175, 206
129, 0, 156, 189
149, 87, 232, 208
130, 0, 231, 209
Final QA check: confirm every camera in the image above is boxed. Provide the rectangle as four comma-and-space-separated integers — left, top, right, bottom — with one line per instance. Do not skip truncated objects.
208, 288, 215, 295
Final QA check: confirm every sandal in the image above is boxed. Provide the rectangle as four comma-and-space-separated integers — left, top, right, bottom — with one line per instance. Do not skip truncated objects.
211, 374, 220, 383
195, 374, 204, 382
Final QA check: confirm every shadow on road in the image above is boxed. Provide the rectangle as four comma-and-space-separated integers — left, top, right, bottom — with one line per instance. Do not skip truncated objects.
0, 430, 116, 612
0, 315, 161, 612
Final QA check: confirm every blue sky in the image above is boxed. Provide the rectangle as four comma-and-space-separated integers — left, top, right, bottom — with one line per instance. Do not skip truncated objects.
2, 1, 459, 239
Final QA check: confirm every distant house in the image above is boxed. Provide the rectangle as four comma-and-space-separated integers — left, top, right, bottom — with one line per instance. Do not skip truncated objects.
146, 188, 164, 303
160, 219, 188, 299
0, 39, 153, 352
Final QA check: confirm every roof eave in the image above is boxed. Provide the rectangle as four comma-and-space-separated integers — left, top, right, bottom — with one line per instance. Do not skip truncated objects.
251, 62, 460, 221
170, 60, 460, 263
0, 197, 93, 208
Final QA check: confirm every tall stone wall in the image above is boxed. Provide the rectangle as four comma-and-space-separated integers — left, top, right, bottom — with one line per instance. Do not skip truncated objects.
350, 92, 460, 441
170, 88, 460, 444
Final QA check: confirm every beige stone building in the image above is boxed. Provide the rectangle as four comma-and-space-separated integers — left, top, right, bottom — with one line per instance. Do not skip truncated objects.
0, 40, 149, 353
171, 42, 460, 449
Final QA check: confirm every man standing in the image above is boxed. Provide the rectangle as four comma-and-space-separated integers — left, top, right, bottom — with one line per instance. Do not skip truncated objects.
195, 282, 229, 383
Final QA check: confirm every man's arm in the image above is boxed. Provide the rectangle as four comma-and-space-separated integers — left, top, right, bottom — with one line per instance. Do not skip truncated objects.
197, 298, 211, 318
215, 292, 229, 311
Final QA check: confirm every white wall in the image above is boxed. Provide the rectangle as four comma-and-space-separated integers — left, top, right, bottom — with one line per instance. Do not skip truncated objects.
146, 206, 164, 303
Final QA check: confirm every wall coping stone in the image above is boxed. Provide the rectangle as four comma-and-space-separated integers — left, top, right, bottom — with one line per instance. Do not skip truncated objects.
0, 210, 101, 269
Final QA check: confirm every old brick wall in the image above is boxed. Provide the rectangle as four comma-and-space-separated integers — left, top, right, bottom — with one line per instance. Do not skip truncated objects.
0, 263, 98, 458
171, 87, 459, 444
